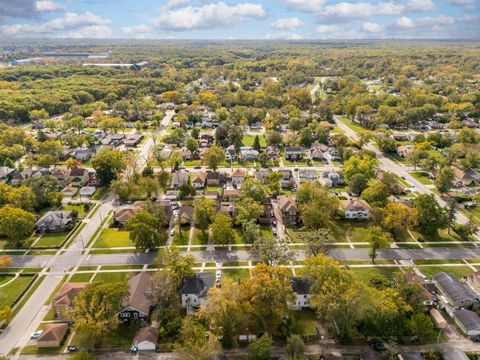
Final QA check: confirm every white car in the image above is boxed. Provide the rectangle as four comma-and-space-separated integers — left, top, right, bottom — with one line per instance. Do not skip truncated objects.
169, 228, 175, 236
31, 330, 43, 340
215, 270, 221, 282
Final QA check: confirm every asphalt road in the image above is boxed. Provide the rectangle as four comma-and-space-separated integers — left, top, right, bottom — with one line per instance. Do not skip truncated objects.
9, 247, 480, 268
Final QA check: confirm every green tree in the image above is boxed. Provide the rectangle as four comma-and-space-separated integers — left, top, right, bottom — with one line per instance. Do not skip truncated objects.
211, 212, 235, 245
235, 198, 263, 226
348, 173, 368, 195
407, 313, 437, 344
185, 137, 199, 154
155, 248, 194, 281
91, 149, 126, 186
247, 336, 273, 360
254, 236, 292, 266
343, 154, 376, 183
361, 181, 390, 207
23, 176, 63, 210
240, 178, 270, 203
366, 226, 392, 264
0, 206, 35, 247
435, 166, 454, 194
296, 228, 335, 256
382, 202, 413, 237
253, 135, 261, 151
286, 335, 305, 360
297, 183, 339, 230
202, 145, 225, 171
193, 196, 216, 237
70, 282, 128, 350
126, 208, 166, 252
174, 317, 221, 360
412, 194, 448, 236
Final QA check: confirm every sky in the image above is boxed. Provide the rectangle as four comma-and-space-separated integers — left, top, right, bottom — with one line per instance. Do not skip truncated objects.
0, 0, 478, 40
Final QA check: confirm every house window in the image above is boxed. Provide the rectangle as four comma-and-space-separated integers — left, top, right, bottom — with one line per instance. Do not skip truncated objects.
120, 312, 130, 318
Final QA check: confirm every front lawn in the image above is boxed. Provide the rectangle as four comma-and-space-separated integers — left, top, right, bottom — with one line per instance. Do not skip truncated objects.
349, 267, 398, 284
93, 271, 137, 283
418, 266, 473, 280
62, 204, 89, 218
409, 171, 434, 185
337, 116, 368, 133
93, 228, 134, 248
192, 228, 208, 245
291, 310, 318, 336
0, 274, 35, 308
223, 268, 250, 282
34, 232, 68, 248
243, 134, 266, 147
172, 227, 191, 246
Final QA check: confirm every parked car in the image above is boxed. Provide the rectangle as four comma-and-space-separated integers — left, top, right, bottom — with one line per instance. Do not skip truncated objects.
30, 330, 43, 340
216, 270, 221, 283
272, 227, 278, 235
170, 228, 175, 236
67, 346, 78, 353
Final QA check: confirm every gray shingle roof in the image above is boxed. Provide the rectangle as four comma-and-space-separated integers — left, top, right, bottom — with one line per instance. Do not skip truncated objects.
291, 277, 314, 295
432, 272, 479, 304
180, 272, 214, 298
453, 309, 480, 332
443, 348, 469, 360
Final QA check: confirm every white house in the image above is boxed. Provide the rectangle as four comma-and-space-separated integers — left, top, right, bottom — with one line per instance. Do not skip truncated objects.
133, 326, 158, 351
341, 199, 371, 219
180, 272, 215, 313
291, 277, 314, 310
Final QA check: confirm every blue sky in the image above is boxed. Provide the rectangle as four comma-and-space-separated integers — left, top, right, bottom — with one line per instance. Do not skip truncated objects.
0, 0, 478, 39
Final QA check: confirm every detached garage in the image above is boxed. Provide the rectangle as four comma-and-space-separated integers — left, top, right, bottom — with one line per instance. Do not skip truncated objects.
133, 326, 158, 351
37, 323, 69, 348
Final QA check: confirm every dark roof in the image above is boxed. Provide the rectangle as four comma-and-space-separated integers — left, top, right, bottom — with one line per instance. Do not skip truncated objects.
443, 348, 469, 360
122, 272, 153, 315
453, 308, 480, 332
291, 277, 314, 295
70, 167, 88, 177
180, 272, 214, 297
35, 211, 73, 229
285, 146, 302, 152
432, 272, 479, 304
398, 353, 424, 360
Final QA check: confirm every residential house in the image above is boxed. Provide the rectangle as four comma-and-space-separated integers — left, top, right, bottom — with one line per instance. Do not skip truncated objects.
118, 272, 154, 323
0, 166, 14, 183
320, 170, 345, 188
265, 146, 280, 159
73, 147, 93, 162
35, 211, 74, 233
453, 309, 480, 337
10, 168, 46, 186
133, 326, 158, 351
341, 199, 371, 219
79, 186, 96, 198
70, 167, 89, 187
180, 272, 215, 312
164, 191, 179, 201
206, 171, 221, 186
298, 169, 317, 182
258, 204, 274, 225
61, 186, 77, 199
291, 277, 314, 309
240, 147, 259, 161
453, 167, 479, 187
467, 271, 480, 294
285, 147, 303, 161
278, 169, 294, 189
220, 202, 235, 218
36, 323, 69, 348
323, 147, 340, 162
178, 205, 194, 224
179, 147, 193, 161
50, 167, 71, 187
223, 188, 240, 200
277, 195, 300, 226
171, 170, 189, 189
204, 190, 218, 200
432, 272, 480, 308
225, 145, 236, 161
231, 169, 246, 187
52, 282, 88, 320
114, 207, 140, 227
310, 144, 328, 160
192, 172, 206, 189
255, 168, 269, 184
125, 133, 144, 147
397, 145, 414, 158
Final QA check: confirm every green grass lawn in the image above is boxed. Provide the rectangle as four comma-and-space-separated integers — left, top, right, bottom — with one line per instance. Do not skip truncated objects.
93, 228, 133, 248
33, 232, 68, 248
409, 171, 434, 185
69, 273, 94, 282
260, 226, 273, 238
291, 310, 318, 336
184, 159, 202, 167
223, 268, 250, 282
349, 267, 398, 284
0, 274, 34, 308
243, 134, 266, 147
192, 228, 208, 245
418, 266, 473, 279
0, 275, 14, 286
172, 227, 191, 246
92, 186, 108, 200
337, 116, 368, 133
62, 204, 88, 218
93, 271, 138, 283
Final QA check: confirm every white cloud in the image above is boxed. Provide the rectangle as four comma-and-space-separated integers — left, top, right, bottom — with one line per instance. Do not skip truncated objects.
154, 2, 266, 31
280, 0, 326, 12
265, 31, 303, 39
166, 0, 190, 7
393, 15, 415, 28
121, 24, 154, 39
447, 0, 476, 8
270, 17, 304, 30
362, 21, 385, 32
406, 0, 435, 11
318, 2, 375, 20
0, 11, 112, 38
36, 0, 64, 12
393, 14, 453, 29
